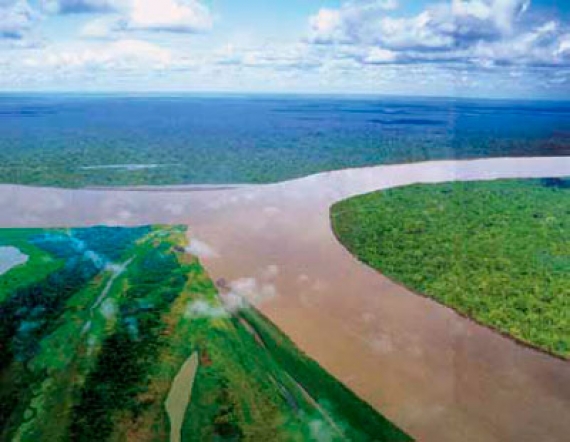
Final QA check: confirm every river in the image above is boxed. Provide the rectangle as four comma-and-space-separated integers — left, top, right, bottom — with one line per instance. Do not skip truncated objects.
1, 157, 569, 442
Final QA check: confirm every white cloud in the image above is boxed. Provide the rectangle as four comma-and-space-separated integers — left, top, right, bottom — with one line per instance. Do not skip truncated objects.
363, 47, 398, 64
80, 16, 116, 38
185, 300, 228, 319
471, 20, 567, 67
22, 39, 172, 70
309, 0, 401, 45
307, 0, 570, 70
309, 9, 345, 44
1, 0, 569, 97
124, 0, 212, 33
557, 34, 570, 58
228, 277, 277, 304
185, 239, 219, 259
373, 10, 456, 50
81, 0, 213, 38
452, 0, 530, 35
217, 43, 320, 70
0, 0, 37, 39
309, 0, 533, 49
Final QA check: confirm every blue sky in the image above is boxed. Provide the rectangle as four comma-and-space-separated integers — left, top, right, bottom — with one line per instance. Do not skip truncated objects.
1, 0, 569, 98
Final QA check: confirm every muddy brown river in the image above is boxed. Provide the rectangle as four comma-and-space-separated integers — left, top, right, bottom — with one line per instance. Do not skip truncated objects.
1, 157, 569, 442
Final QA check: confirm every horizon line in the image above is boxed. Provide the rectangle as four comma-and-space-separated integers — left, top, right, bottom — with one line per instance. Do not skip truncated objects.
1, 90, 569, 103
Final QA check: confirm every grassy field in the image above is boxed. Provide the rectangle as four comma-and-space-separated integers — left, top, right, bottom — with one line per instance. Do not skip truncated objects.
0, 225, 410, 441
331, 178, 570, 358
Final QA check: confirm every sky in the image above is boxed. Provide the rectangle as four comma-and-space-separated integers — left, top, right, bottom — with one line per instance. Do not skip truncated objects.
0, 0, 569, 98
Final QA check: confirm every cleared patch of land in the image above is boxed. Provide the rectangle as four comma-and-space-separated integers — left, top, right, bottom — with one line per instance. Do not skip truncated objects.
331, 177, 570, 358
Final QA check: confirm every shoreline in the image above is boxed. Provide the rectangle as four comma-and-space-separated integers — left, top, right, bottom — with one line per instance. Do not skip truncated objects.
1, 155, 567, 193
330, 221, 570, 363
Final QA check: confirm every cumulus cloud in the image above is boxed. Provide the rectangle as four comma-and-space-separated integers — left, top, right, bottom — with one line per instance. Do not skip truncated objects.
124, 0, 212, 33
76, 0, 213, 37
307, 0, 570, 70
185, 278, 276, 319
558, 35, 570, 58
228, 277, 277, 305
309, 0, 400, 43
309, 0, 532, 48
0, 0, 37, 39
185, 238, 219, 259
309, 9, 345, 44
184, 262, 282, 322
1, 0, 569, 97
471, 20, 565, 67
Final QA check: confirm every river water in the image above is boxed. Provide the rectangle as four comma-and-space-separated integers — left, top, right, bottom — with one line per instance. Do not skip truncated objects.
0, 246, 28, 275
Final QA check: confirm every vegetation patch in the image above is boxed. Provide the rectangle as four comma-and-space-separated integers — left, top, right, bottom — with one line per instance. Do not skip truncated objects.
0, 225, 410, 441
331, 178, 570, 358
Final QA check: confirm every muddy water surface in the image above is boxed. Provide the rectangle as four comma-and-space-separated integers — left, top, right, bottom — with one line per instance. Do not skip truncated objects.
165, 352, 199, 442
1, 157, 569, 442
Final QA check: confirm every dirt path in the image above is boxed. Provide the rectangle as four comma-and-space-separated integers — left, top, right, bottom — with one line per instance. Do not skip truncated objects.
0, 157, 569, 441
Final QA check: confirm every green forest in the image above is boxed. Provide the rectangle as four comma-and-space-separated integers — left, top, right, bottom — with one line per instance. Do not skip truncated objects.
331, 178, 570, 358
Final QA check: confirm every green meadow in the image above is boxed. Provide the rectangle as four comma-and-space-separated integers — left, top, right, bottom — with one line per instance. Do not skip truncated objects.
0, 225, 410, 441
331, 178, 570, 358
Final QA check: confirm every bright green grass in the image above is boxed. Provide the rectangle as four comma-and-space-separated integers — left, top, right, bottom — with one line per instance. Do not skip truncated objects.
331, 178, 570, 358
0, 225, 409, 441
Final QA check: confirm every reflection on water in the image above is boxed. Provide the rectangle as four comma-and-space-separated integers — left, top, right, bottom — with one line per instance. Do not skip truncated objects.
0, 247, 28, 275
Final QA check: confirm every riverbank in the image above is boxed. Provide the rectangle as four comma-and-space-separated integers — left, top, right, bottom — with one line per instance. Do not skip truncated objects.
331, 178, 569, 359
